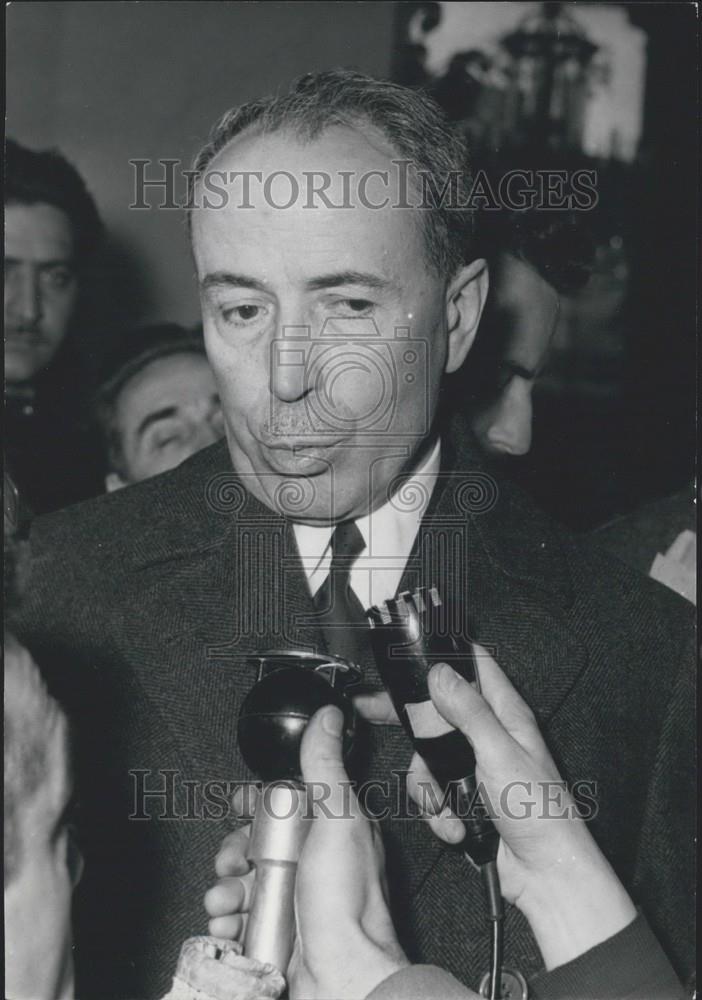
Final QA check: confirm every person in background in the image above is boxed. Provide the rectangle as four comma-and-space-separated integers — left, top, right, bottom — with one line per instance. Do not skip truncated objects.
463, 213, 695, 605
4, 139, 104, 514
465, 213, 594, 458
593, 487, 696, 605
93, 324, 225, 490
207, 654, 686, 1000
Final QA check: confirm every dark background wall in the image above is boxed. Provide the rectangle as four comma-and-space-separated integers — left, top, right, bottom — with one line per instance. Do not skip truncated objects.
6, 1, 395, 332
522, 4, 698, 526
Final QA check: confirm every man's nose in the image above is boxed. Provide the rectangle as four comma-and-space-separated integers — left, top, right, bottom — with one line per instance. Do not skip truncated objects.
270, 329, 313, 403
483, 380, 533, 456
9, 267, 43, 326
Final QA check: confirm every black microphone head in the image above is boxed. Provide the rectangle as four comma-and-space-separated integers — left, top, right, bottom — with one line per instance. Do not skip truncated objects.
237, 664, 355, 782
367, 587, 477, 685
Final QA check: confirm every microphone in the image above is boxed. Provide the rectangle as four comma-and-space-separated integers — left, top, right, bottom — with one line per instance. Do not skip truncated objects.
367, 588, 506, 999
367, 587, 498, 865
237, 651, 359, 975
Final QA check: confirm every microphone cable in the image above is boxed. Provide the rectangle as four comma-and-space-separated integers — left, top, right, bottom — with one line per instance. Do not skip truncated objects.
481, 859, 504, 1000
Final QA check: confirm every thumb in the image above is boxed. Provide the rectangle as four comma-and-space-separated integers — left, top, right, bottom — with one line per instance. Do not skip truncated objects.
300, 706, 353, 820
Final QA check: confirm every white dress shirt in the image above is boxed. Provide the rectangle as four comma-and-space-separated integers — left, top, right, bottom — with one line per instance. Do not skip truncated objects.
293, 438, 441, 611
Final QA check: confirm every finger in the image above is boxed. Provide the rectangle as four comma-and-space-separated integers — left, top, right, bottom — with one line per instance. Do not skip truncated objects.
470, 645, 534, 718
406, 753, 466, 845
204, 872, 255, 917
368, 816, 387, 861
424, 809, 467, 845
467, 644, 546, 753
300, 706, 357, 822
208, 913, 246, 941
352, 690, 401, 725
428, 659, 519, 761
406, 752, 442, 811
215, 825, 251, 878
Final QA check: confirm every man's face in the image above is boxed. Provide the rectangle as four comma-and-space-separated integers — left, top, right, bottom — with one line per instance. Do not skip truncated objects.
5, 202, 78, 383
106, 352, 225, 489
470, 253, 559, 457
4, 649, 79, 999
192, 126, 483, 524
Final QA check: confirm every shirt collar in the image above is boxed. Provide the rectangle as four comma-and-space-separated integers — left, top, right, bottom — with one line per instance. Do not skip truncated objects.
293, 437, 441, 580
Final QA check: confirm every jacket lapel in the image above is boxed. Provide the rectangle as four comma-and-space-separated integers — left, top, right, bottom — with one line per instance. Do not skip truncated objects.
123, 452, 325, 782
398, 420, 587, 726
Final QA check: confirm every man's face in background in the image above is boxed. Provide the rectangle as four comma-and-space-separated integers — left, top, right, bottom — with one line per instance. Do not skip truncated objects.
105, 352, 225, 490
470, 252, 559, 457
193, 125, 486, 524
4, 203, 78, 384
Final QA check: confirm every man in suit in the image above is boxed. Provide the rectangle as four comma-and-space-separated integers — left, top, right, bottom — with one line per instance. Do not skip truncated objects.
94, 324, 225, 492
594, 489, 696, 606
465, 212, 594, 458
11, 70, 694, 999
5, 139, 104, 514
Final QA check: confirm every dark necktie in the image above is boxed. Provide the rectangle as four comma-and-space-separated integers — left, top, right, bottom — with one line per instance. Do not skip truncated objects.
312, 520, 371, 668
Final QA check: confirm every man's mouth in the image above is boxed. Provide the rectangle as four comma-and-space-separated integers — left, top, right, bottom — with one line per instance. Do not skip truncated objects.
257, 435, 348, 475
5, 330, 45, 348
262, 436, 346, 451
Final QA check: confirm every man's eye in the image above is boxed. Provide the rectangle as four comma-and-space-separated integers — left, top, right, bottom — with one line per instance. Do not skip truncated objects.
44, 269, 74, 290
221, 304, 265, 324
337, 298, 374, 315
154, 434, 182, 450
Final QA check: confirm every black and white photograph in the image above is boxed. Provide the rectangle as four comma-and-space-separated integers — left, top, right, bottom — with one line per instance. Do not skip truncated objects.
4, 3, 697, 998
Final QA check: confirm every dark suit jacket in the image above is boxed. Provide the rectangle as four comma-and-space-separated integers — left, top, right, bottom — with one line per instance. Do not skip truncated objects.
593, 489, 696, 576
13, 423, 695, 999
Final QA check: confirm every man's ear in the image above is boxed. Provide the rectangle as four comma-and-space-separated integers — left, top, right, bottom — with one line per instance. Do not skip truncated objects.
445, 258, 489, 374
105, 472, 127, 493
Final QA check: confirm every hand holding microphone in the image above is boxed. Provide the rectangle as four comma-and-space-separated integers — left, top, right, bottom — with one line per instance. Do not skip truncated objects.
413, 649, 637, 973
233, 652, 358, 975
356, 629, 637, 974
288, 706, 411, 1000
205, 706, 412, 1000
205, 647, 639, 996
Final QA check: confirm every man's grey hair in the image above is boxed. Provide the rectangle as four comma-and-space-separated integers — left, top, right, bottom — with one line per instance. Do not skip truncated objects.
187, 68, 476, 279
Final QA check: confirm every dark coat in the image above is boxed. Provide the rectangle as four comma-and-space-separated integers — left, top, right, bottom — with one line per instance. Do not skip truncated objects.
13, 424, 695, 999
593, 488, 696, 576
5, 344, 104, 515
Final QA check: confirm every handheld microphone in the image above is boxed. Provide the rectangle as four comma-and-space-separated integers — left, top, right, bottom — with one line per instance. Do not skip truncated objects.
368, 588, 506, 999
237, 651, 359, 976
367, 587, 498, 866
